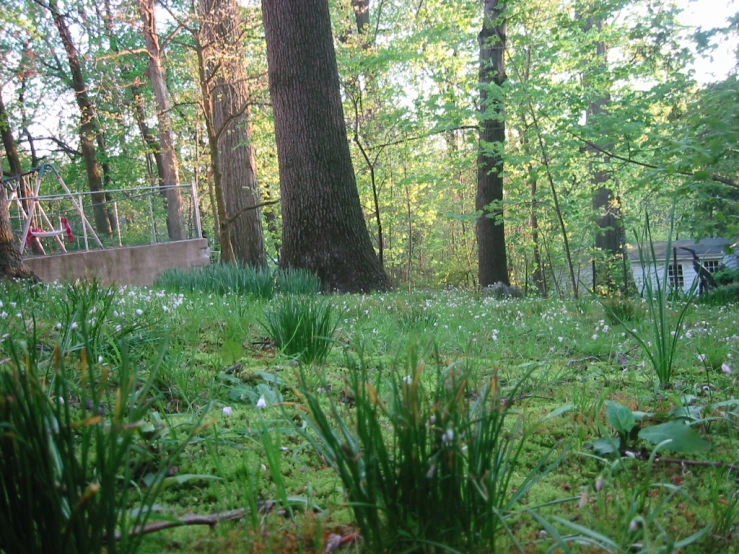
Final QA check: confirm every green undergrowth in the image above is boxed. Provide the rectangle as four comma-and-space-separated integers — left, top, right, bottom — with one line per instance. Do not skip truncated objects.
0, 281, 737, 553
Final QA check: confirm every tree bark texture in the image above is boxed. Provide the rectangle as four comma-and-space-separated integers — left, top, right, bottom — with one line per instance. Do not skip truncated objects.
476, 0, 509, 287
0, 91, 32, 277
48, 0, 112, 238
262, 0, 389, 292
139, 0, 186, 241
0, 185, 33, 280
201, 0, 267, 267
352, 0, 370, 35
584, 16, 624, 289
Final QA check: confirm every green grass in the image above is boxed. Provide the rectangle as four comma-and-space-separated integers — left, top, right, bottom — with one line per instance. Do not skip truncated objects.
0, 281, 737, 553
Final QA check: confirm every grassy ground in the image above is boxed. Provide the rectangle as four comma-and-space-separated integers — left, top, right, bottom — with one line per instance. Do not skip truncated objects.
0, 281, 737, 553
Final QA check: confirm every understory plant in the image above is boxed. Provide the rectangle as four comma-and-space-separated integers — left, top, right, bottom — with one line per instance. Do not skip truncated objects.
293, 348, 566, 552
0, 328, 206, 554
260, 296, 339, 364
602, 212, 696, 389
275, 268, 321, 295
557, 457, 711, 553
154, 263, 274, 298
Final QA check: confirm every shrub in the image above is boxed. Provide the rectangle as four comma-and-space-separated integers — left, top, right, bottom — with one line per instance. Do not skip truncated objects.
293, 349, 564, 551
713, 267, 739, 286
698, 282, 739, 306
260, 296, 339, 364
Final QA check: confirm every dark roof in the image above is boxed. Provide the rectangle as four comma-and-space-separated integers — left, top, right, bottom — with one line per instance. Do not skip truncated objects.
626, 238, 736, 262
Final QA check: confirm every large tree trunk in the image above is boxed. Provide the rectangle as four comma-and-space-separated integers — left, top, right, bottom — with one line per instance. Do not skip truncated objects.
48, 0, 112, 238
101, 0, 166, 189
352, 0, 370, 35
200, 0, 267, 267
0, 186, 33, 280
476, 0, 509, 287
139, 0, 186, 241
0, 94, 33, 279
584, 16, 624, 291
262, 0, 389, 292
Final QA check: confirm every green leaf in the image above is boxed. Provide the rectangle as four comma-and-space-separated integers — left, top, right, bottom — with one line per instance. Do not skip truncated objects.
592, 437, 619, 456
606, 401, 636, 434
221, 340, 244, 364
541, 404, 575, 422
638, 421, 710, 452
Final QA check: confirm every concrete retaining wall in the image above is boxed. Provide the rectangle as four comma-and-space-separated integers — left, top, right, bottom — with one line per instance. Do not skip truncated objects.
24, 239, 210, 286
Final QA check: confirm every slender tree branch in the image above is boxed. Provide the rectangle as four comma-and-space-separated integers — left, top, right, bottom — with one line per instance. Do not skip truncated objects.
367, 125, 477, 151
224, 199, 280, 226
25, 135, 81, 157
113, 508, 247, 541
564, 126, 739, 191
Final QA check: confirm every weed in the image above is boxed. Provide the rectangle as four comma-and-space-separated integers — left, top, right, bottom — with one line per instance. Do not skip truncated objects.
276, 268, 321, 295
154, 264, 274, 299
600, 212, 696, 389
260, 296, 339, 364
0, 330, 207, 554
292, 347, 565, 552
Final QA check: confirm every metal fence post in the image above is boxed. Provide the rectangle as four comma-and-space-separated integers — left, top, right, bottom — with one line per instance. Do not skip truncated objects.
191, 181, 202, 239
80, 198, 89, 250
114, 201, 122, 247
148, 193, 156, 244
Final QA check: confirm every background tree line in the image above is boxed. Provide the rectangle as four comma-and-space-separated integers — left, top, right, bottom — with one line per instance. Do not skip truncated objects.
1, 0, 737, 293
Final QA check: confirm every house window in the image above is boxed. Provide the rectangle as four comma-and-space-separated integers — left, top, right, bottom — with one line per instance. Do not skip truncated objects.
703, 260, 720, 274
668, 264, 684, 288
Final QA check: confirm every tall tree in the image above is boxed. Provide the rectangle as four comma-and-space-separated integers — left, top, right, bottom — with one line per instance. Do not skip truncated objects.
0, 91, 33, 279
41, 0, 113, 237
262, 0, 389, 292
138, 0, 186, 241
200, 0, 267, 266
583, 14, 623, 290
476, 0, 509, 287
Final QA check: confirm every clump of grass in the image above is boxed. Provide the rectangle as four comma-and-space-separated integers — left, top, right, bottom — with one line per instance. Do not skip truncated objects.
276, 268, 321, 295
293, 348, 565, 551
0, 329, 206, 554
601, 296, 643, 324
387, 298, 438, 329
260, 296, 339, 364
154, 263, 274, 298
601, 212, 695, 389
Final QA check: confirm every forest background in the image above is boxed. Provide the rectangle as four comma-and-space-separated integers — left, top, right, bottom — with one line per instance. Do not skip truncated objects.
0, 0, 737, 293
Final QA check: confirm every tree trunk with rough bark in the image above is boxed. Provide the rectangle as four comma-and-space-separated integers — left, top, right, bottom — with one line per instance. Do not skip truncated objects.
47, 0, 112, 238
200, 0, 266, 267
352, 0, 370, 34
0, 96, 33, 279
262, 0, 389, 292
139, 0, 186, 241
584, 16, 624, 291
0, 186, 33, 280
476, 0, 509, 287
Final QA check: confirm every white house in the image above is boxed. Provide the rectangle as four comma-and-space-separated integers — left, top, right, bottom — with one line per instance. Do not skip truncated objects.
628, 238, 738, 294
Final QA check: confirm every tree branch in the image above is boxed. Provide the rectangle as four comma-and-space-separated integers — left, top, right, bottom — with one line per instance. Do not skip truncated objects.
565, 127, 739, 191
366, 125, 477, 151
29, 135, 81, 157
113, 508, 246, 541
225, 199, 280, 226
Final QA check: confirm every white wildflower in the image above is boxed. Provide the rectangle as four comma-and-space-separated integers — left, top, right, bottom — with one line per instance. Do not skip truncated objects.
442, 429, 454, 444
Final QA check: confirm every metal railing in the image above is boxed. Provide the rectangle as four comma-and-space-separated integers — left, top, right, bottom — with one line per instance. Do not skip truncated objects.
8, 176, 203, 256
